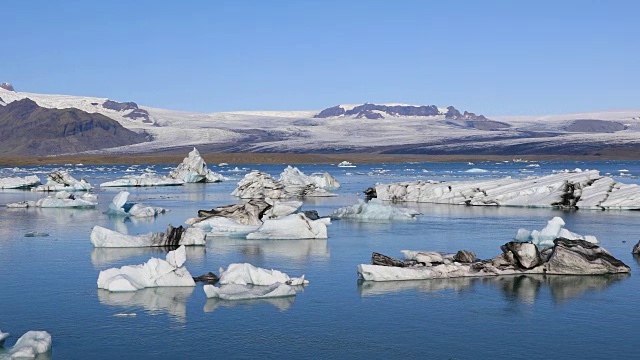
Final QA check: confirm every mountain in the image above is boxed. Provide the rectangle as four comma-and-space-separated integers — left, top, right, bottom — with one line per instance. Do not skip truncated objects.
0, 98, 148, 156
1, 84, 639, 157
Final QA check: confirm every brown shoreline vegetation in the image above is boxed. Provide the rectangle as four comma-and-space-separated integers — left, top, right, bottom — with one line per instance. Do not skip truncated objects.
0, 148, 638, 166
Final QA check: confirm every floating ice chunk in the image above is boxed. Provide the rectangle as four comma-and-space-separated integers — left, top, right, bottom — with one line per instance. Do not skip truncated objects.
516, 217, 598, 247
338, 161, 356, 168
232, 169, 335, 199
203, 283, 297, 300
90, 225, 206, 248
0, 330, 8, 347
106, 191, 168, 217
10, 331, 52, 358
97, 245, 195, 292
465, 168, 489, 173
7, 191, 97, 208
218, 263, 308, 286
0, 175, 40, 189
280, 166, 340, 190
168, 147, 225, 183
100, 176, 184, 187
190, 217, 260, 237
33, 171, 92, 191
246, 213, 330, 239
330, 199, 420, 221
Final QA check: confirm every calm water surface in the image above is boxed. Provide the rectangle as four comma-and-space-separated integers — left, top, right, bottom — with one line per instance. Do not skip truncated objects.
0, 161, 639, 359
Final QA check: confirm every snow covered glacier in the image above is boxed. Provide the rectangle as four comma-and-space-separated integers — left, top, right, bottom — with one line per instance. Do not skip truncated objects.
370, 170, 640, 209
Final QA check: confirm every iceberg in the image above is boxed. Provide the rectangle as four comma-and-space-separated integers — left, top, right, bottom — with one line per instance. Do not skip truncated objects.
97, 245, 196, 292
358, 239, 630, 282
369, 170, 640, 210
231, 168, 336, 199
7, 191, 97, 208
8, 331, 52, 359
218, 263, 308, 286
0, 175, 40, 189
338, 161, 356, 168
246, 213, 330, 240
91, 224, 206, 248
203, 283, 296, 300
168, 147, 225, 183
106, 191, 169, 217
32, 170, 92, 191
0, 331, 7, 347
330, 199, 420, 221
100, 175, 183, 187
514, 217, 598, 247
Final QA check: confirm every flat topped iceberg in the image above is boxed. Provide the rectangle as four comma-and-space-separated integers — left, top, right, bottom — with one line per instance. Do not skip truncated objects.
218, 263, 308, 286
232, 167, 336, 199
91, 224, 206, 248
168, 147, 225, 183
338, 161, 356, 168
330, 199, 420, 221
7, 191, 97, 208
100, 175, 183, 187
204, 283, 296, 300
246, 213, 330, 240
358, 238, 630, 282
106, 191, 169, 217
33, 170, 92, 192
0, 175, 40, 189
8, 331, 52, 359
98, 245, 195, 292
514, 217, 598, 247
370, 170, 640, 210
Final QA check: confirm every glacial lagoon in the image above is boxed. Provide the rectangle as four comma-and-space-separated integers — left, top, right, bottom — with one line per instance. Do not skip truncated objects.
1, 161, 639, 359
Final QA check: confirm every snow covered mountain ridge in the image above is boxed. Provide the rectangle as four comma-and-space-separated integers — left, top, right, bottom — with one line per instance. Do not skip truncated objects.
2, 82, 640, 157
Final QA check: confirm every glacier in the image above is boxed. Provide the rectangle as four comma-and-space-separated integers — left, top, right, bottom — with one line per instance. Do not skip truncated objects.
370, 170, 640, 210
168, 147, 225, 183
97, 245, 196, 291
90, 224, 206, 248
330, 199, 420, 221
106, 191, 169, 217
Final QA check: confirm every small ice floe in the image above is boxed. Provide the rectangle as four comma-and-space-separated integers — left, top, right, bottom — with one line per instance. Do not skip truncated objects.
465, 168, 488, 173
527, 163, 540, 168
231, 167, 337, 199
113, 313, 137, 317
218, 163, 228, 166
97, 245, 196, 292
619, 169, 629, 172
106, 191, 169, 218
8, 331, 52, 358
338, 161, 356, 168
167, 147, 225, 183
0, 330, 8, 347
358, 238, 630, 282
0, 175, 41, 189
32, 170, 92, 191
100, 175, 184, 187
91, 224, 206, 248
330, 199, 420, 221
7, 191, 97, 208
514, 217, 598, 247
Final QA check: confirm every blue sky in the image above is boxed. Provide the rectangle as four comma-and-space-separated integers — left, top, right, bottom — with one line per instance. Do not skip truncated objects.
4, 0, 639, 115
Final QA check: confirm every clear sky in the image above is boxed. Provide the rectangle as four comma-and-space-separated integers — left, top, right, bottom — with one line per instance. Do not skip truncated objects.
4, 0, 639, 115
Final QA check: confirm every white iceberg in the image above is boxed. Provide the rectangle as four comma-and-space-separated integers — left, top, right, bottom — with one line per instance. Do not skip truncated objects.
338, 161, 356, 168
330, 199, 420, 221
465, 168, 489, 173
97, 245, 196, 292
203, 283, 296, 300
7, 191, 96, 208
218, 262, 308, 286
100, 175, 183, 187
0, 175, 40, 189
168, 147, 225, 183
246, 213, 330, 240
0, 330, 8, 347
9, 331, 52, 359
91, 225, 206, 248
280, 166, 340, 190
514, 217, 598, 247
106, 191, 169, 217
33, 171, 92, 191
372, 170, 640, 210
231, 168, 335, 199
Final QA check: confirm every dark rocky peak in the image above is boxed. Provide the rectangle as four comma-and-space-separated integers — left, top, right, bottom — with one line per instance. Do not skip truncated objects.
123, 108, 152, 123
315, 105, 345, 118
0, 82, 15, 91
102, 99, 139, 112
315, 103, 490, 120
0, 98, 41, 119
444, 106, 462, 119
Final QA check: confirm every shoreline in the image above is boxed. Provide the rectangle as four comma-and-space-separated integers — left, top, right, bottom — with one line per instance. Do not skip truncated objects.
0, 152, 635, 166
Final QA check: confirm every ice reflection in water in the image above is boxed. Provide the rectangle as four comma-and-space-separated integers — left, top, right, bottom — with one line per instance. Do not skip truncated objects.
204, 295, 296, 313
98, 287, 195, 323
91, 246, 206, 268
207, 238, 329, 262
358, 274, 629, 304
